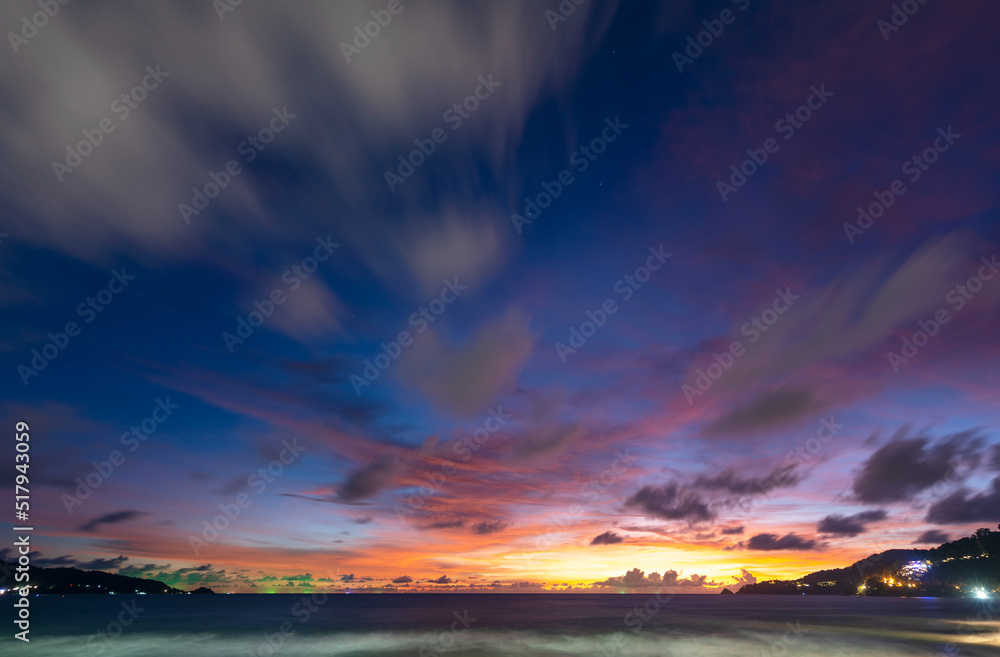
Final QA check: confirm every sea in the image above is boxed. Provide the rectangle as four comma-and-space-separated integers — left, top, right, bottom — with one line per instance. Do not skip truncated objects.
2, 593, 998, 656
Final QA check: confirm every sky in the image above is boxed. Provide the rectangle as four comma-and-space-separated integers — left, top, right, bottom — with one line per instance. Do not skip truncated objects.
1, 0, 1000, 594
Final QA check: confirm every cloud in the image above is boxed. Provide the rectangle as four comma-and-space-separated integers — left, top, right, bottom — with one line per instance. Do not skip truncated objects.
594, 568, 719, 589
400, 214, 508, 296
77, 555, 129, 571
265, 278, 344, 343
817, 509, 888, 537
397, 308, 533, 416
118, 563, 171, 577
720, 526, 745, 535
340, 574, 355, 582
337, 454, 404, 502
0, 0, 620, 272
590, 531, 624, 545
693, 465, 801, 496
429, 576, 454, 584
33, 554, 77, 567
732, 568, 756, 588
708, 235, 980, 393
507, 423, 582, 464
392, 575, 413, 584
990, 443, 1000, 471
420, 520, 465, 530
701, 387, 819, 437
78, 509, 146, 532
595, 568, 650, 588
742, 533, 816, 551
914, 530, 950, 545
852, 428, 984, 503
624, 483, 714, 522
925, 476, 1000, 524
472, 521, 508, 535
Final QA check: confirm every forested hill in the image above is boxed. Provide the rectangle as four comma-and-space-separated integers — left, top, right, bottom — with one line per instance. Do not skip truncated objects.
737, 526, 1000, 596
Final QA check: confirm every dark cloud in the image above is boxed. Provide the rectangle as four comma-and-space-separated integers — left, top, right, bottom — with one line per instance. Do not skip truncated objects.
33, 554, 77, 567
990, 443, 1000, 471
743, 533, 816, 551
173, 565, 213, 575
420, 520, 465, 530
392, 575, 413, 584
926, 476, 1000, 524
701, 387, 819, 437
338, 454, 403, 503
720, 526, 745, 535
595, 567, 651, 587
340, 574, 355, 582
118, 563, 171, 577
430, 576, 454, 584
352, 516, 374, 525
590, 531, 624, 545
693, 465, 800, 496
624, 483, 714, 522
914, 530, 950, 545
78, 509, 146, 533
215, 475, 249, 496
472, 521, 508, 535
77, 555, 129, 571
852, 428, 984, 503
817, 509, 888, 537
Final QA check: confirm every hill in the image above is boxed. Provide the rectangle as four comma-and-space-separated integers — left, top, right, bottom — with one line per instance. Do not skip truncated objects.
0, 559, 183, 595
737, 526, 1000, 597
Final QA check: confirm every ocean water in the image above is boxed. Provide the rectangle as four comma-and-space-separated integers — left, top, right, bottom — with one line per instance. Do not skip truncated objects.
2, 593, 998, 656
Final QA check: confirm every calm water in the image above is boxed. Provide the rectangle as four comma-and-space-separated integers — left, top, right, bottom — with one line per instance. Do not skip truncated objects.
2, 593, 998, 656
